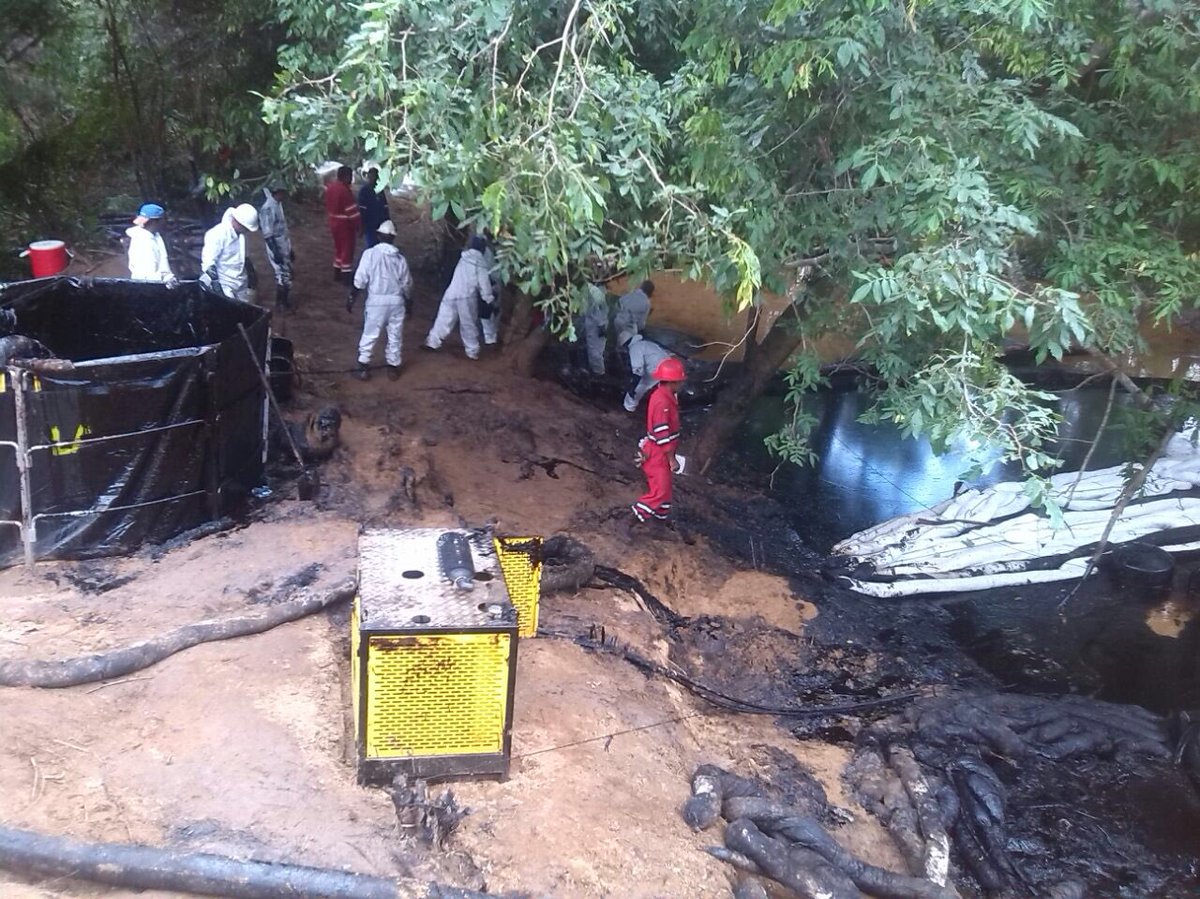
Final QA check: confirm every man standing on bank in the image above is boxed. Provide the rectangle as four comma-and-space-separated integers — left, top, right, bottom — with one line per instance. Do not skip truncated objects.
622, 356, 686, 538
259, 185, 294, 310
325, 165, 361, 285
357, 167, 391, 249
349, 221, 412, 382
126, 203, 178, 286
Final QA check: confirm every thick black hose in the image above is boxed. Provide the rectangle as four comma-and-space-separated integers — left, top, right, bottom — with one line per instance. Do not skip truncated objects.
0, 823, 492, 899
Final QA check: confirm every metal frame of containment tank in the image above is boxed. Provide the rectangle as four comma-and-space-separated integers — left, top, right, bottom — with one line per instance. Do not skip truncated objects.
0, 276, 270, 569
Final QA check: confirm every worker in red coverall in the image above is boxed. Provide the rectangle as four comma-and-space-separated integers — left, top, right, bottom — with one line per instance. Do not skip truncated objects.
620, 356, 686, 540
325, 165, 361, 287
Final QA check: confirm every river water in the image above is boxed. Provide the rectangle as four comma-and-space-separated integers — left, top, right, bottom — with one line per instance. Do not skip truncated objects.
722, 381, 1200, 715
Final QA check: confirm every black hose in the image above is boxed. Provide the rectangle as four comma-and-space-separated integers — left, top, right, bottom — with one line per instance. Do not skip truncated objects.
538, 628, 920, 717
591, 565, 689, 628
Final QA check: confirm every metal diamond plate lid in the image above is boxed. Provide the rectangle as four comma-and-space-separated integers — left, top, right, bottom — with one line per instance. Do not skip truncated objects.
357, 528, 514, 630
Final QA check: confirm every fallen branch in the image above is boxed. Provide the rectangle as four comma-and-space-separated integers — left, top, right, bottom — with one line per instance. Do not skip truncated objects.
0, 823, 490, 899
1059, 417, 1178, 610
0, 578, 356, 688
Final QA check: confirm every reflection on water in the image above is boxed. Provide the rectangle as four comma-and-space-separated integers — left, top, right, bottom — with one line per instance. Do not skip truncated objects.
725, 381, 1200, 712
734, 384, 1139, 551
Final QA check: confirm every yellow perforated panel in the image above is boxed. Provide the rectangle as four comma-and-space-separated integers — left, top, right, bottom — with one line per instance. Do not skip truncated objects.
364, 632, 511, 758
494, 536, 542, 638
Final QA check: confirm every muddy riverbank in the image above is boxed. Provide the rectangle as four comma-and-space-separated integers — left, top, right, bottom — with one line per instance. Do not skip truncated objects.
1, 195, 1196, 897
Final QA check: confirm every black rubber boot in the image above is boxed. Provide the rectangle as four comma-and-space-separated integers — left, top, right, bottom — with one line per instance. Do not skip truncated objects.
353, 362, 370, 381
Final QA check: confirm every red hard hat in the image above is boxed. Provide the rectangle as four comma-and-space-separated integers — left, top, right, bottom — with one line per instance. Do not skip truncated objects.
653, 356, 686, 382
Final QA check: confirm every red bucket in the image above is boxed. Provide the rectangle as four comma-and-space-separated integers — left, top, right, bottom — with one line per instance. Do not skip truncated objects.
21, 240, 69, 278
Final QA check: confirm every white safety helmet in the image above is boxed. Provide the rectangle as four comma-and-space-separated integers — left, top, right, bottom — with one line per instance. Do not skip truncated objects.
231, 203, 260, 232
377, 220, 396, 236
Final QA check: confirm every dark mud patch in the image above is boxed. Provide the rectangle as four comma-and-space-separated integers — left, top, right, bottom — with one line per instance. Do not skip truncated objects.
679, 484, 1200, 897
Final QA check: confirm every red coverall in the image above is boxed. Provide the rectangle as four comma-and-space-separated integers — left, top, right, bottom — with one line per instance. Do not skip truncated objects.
324, 179, 361, 273
632, 383, 680, 522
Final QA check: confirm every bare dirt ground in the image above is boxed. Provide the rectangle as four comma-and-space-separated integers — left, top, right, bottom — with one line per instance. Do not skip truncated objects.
0, 196, 902, 897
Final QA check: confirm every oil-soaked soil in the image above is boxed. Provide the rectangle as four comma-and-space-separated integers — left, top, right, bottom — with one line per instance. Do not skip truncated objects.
0, 195, 1197, 897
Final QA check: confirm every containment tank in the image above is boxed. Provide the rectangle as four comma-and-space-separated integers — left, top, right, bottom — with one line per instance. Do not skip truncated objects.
0, 276, 269, 567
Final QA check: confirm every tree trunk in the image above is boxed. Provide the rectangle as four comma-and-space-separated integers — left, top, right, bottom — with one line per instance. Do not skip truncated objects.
692, 304, 805, 474
503, 289, 548, 376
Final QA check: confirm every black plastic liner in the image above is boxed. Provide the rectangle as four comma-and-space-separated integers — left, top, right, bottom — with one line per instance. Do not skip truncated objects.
0, 277, 268, 567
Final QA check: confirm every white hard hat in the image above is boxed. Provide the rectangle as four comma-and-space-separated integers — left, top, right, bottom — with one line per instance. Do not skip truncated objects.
231, 204, 259, 232
377, 220, 396, 236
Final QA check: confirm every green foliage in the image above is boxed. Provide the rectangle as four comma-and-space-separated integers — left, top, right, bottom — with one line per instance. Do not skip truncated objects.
269, 0, 1200, 503
0, 0, 282, 275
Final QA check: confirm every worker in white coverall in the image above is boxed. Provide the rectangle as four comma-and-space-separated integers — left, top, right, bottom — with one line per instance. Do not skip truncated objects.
479, 233, 503, 347
622, 331, 672, 412
614, 280, 654, 340
125, 203, 177, 286
259, 186, 294, 310
423, 235, 493, 360
200, 204, 259, 301
349, 221, 412, 382
578, 281, 609, 375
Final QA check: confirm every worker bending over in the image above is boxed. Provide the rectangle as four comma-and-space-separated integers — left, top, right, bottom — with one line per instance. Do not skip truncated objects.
201, 204, 259, 301
622, 332, 672, 412
423, 236, 494, 360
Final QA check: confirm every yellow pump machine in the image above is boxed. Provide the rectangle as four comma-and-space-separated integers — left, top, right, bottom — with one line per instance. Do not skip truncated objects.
352, 528, 541, 783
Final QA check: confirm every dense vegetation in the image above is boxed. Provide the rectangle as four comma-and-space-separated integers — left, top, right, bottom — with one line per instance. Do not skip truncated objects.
0, 0, 280, 277
6, 1, 1199, 492
267, 0, 1200, 494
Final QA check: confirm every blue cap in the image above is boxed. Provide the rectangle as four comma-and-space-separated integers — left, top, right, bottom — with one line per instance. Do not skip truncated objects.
137, 203, 165, 219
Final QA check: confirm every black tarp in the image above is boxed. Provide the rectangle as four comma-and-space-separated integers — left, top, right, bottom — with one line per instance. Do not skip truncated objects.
0, 277, 268, 566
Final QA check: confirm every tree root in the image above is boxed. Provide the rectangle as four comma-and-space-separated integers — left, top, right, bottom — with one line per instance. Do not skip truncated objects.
847, 691, 1174, 897
0, 823, 494, 899
0, 577, 356, 688
690, 765, 961, 898
724, 819, 859, 899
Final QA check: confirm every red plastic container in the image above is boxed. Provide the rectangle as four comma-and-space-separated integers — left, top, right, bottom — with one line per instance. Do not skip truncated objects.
21, 240, 69, 278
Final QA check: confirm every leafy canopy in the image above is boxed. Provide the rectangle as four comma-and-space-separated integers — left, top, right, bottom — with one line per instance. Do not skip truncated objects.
268, 0, 1200, 500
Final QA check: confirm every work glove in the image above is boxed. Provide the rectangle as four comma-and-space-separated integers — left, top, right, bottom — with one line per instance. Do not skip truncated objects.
477, 296, 495, 320
346, 289, 360, 313
203, 269, 226, 297
165, 275, 179, 289
289, 249, 296, 263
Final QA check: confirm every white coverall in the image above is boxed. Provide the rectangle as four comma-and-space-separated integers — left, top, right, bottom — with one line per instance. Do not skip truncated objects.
614, 286, 651, 339
125, 226, 175, 283
424, 247, 493, 359
579, 283, 609, 375
354, 242, 413, 367
623, 334, 671, 412
480, 243, 503, 346
259, 188, 292, 289
200, 210, 250, 301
